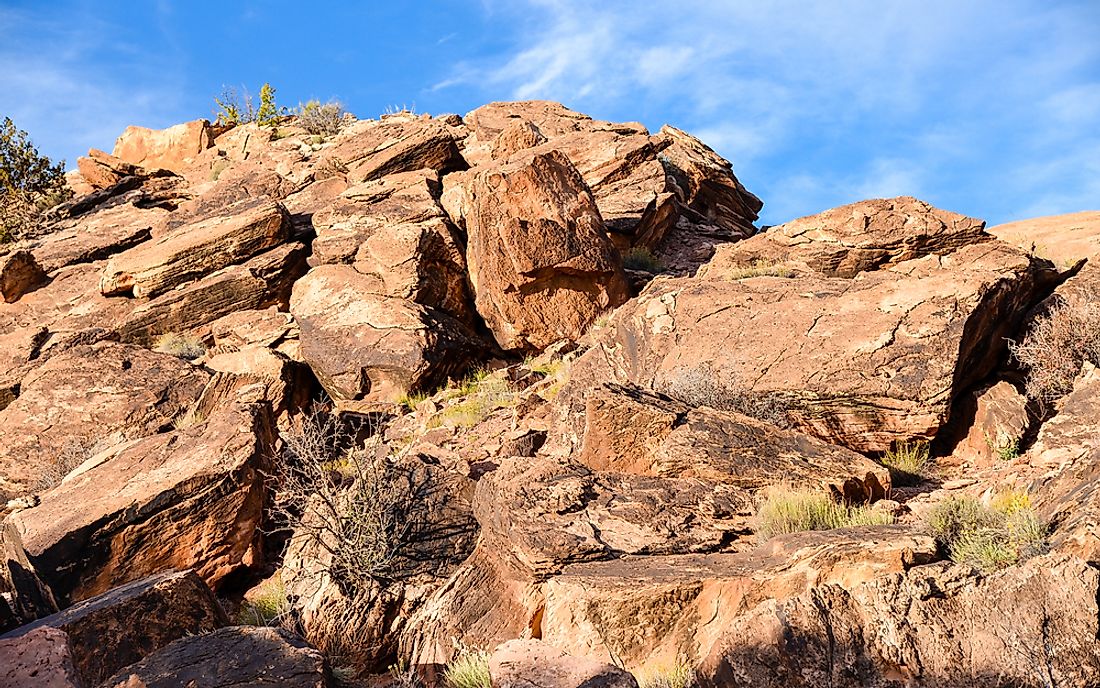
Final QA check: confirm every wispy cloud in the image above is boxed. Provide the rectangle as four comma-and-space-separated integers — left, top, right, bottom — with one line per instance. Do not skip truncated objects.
0, 6, 185, 168
440, 0, 1100, 225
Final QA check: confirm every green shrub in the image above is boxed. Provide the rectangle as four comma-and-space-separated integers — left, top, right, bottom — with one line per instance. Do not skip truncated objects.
0, 117, 70, 242
881, 440, 932, 486
213, 83, 283, 128
984, 429, 1021, 461
755, 487, 894, 540
622, 247, 663, 273
926, 492, 1048, 572
444, 649, 491, 688
238, 575, 290, 626
256, 83, 280, 127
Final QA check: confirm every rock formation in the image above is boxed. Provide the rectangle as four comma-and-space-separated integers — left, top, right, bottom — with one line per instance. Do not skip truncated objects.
0, 102, 1097, 688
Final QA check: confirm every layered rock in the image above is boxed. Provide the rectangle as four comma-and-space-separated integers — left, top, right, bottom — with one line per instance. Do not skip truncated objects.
698, 554, 1100, 688
0, 342, 209, 499
11, 401, 274, 602
315, 113, 466, 184
462, 149, 629, 351
100, 197, 290, 298
0, 249, 47, 303
112, 119, 215, 174
571, 384, 889, 502
577, 240, 1056, 452
0, 570, 227, 686
0, 520, 57, 633
100, 626, 329, 688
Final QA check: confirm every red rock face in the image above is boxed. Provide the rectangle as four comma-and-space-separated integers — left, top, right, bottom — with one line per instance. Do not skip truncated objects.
4, 101, 1100, 688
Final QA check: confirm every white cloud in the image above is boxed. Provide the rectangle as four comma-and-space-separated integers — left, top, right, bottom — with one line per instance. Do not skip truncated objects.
0, 7, 185, 168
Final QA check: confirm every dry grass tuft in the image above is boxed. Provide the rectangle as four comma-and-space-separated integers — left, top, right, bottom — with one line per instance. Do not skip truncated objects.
755, 486, 894, 540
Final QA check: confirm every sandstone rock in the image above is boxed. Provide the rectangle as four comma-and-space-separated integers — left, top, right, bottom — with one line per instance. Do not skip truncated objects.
291, 264, 483, 404
0, 250, 47, 303
1, 520, 57, 633
195, 347, 312, 425
159, 164, 299, 236
100, 198, 290, 298
75, 149, 142, 191
577, 241, 1055, 452
489, 639, 639, 688
539, 527, 936, 668
11, 401, 274, 603
115, 242, 307, 345
463, 149, 629, 351
0, 570, 227, 687
112, 119, 215, 173
987, 209, 1100, 266
0, 325, 48, 411
474, 457, 754, 578
209, 307, 301, 360
573, 384, 889, 502
0, 627, 82, 688
28, 201, 162, 274
0, 342, 209, 499
315, 116, 465, 185
100, 626, 328, 688
698, 554, 1100, 688
65, 169, 94, 197
709, 196, 987, 277
950, 380, 1029, 467
0, 262, 131, 345
1031, 363, 1100, 564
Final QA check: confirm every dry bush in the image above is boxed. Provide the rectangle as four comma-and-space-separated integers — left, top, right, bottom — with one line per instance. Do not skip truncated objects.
297, 100, 346, 136
153, 332, 206, 360
1009, 295, 1100, 403
270, 411, 440, 592
725, 259, 795, 279
658, 364, 793, 428
755, 486, 893, 540
33, 437, 97, 492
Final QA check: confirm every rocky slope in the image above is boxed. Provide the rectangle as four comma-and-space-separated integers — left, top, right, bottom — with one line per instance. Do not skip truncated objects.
1, 102, 1098, 688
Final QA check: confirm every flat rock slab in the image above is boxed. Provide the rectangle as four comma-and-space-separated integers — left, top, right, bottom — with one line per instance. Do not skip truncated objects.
0, 342, 209, 499
100, 626, 328, 688
100, 197, 289, 298
0, 570, 227, 687
12, 402, 273, 603
582, 241, 1052, 452
0, 627, 82, 688
490, 639, 638, 688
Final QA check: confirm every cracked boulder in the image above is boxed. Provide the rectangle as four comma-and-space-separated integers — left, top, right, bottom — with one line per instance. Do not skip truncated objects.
462, 149, 630, 351
575, 241, 1056, 452
291, 263, 485, 405
10, 401, 274, 603
0, 342, 209, 500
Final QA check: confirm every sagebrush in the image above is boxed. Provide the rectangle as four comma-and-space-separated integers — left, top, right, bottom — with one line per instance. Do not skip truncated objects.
1010, 295, 1100, 403
926, 492, 1048, 572
297, 100, 346, 136
659, 364, 793, 428
755, 486, 893, 540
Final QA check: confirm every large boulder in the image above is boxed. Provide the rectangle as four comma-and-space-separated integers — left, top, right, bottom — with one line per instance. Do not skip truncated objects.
10, 401, 274, 603
310, 169, 474, 322
489, 639, 639, 688
713, 196, 987, 277
315, 114, 466, 184
100, 197, 290, 298
463, 149, 630, 351
27, 201, 163, 274
0, 627, 82, 688
0, 342, 209, 499
576, 240, 1056, 452
571, 384, 889, 502
697, 554, 1100, 688
0, 570, 228, 687
112, 119, 215, 174
539, 527, 936, 669
291, 263, 484, 404
987, 209, 1100, 267
100, 626, 329, 688
114, 241, 307, 345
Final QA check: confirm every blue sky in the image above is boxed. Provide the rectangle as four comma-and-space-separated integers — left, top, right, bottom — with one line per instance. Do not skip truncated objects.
1, 1, 1097, 227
